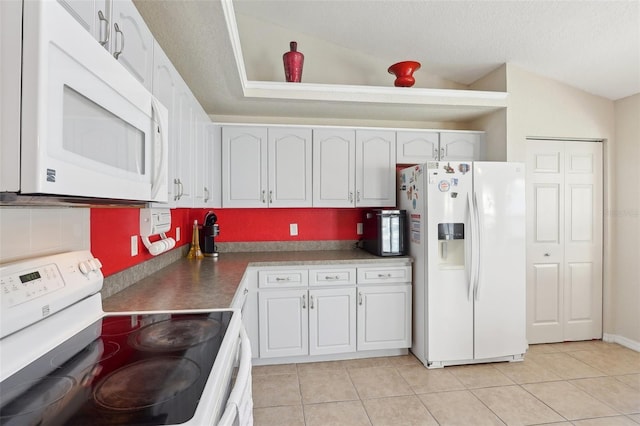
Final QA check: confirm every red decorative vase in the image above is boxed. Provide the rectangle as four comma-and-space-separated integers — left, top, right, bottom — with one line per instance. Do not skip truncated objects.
387, 61, 421, 87
283, 41, 304, 83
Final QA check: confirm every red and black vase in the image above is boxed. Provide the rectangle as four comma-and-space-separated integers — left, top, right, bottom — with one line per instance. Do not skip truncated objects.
283, 41, 304, 82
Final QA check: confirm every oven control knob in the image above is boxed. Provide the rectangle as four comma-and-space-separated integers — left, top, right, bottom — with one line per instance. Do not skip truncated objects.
79, 261, 91, 275
88, 258, 102, 271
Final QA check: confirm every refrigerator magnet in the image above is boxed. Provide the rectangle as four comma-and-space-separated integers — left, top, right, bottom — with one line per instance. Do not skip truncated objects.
438, 180, 450, 192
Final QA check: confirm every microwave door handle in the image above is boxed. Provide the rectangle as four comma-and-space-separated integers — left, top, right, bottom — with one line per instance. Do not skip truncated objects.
150, 97, 167, 200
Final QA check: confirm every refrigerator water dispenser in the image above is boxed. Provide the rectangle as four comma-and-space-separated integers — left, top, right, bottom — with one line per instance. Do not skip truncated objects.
437, 223, 465, 269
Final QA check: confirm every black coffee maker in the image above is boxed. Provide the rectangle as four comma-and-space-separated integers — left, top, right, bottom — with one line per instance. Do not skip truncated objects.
200, 211, 220, 257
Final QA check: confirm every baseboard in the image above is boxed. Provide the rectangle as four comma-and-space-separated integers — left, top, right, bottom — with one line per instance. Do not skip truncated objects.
603, 333, 640, 352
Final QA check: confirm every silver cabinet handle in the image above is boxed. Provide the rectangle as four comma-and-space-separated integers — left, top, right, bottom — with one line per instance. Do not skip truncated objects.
377, 273, 392, 278
349, 191, 354, 203
544, 253, 550, 257
98, 10, 109, 46
261, 190, 266, 203
243, 288, 249, 295
204, 187, 210, 203
275, 277, 291, 282
302, 294, 306, 309
173, 178, 183, 201
440, 147, 445, 159
310, 295, 314, 309
433, 147, 439, 159
356, 191, 361, 202
358, 292, 363, 306
269, 190, 273, 204
113, 23, 124, 59
324, 275, 340, 280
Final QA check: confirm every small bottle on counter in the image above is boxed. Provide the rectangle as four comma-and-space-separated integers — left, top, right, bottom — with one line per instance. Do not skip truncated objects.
187, 220, 204, 259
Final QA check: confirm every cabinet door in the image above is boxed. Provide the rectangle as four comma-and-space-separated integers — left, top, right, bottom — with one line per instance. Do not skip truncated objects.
151, 42, 177, 206
396, 131, 439, 164
439, 132, 482, 161
356, 130, 396, 207
222, 126, 268, 207
57, 0, 109, 45
193, 108, 214, 207
309, 288, 356, 355
110, 0, 154, 91
173, 80, 195, 207
203, 124, 222, 208
268, 128, 312, 207
357, 284, 411, 351
258, 289, 308, 358
312, 129, 356, 207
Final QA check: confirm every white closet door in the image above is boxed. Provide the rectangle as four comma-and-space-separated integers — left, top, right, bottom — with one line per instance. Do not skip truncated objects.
526, 140, 603, 344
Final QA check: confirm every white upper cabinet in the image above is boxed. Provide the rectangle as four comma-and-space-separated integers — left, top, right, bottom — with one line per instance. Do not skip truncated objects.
222, 126, 268, 207
396, 131, 439, 163
56, 0, 110, 45
356, 130, 396, 207
313, 129, 396, 207
396, 131, 483, 163
109, 0, 154, 91
58, 0, 154, 90
268, 128, 313, 207
197, 124, 222, 208
439, 132, 483, 161
312, 128, 356, 208
222, 126, 312, 208
173, 78, 196, 207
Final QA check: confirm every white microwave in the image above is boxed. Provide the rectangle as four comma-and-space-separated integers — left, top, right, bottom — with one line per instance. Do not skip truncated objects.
0, 0, 168, 203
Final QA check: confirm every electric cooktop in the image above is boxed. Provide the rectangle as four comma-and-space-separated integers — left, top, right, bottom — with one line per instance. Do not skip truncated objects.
0, 311, 233, 426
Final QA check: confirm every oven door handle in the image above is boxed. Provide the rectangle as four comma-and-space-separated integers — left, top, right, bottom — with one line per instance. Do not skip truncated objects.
218, 325, 253, 426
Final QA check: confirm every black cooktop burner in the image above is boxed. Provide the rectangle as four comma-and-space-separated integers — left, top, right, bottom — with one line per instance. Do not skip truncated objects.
95, 357, 200, 411
130, 318, 221, 352
0, 311, 232, 426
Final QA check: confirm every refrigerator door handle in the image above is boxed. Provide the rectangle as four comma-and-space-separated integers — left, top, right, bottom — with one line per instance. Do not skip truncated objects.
472, 191, 482, 300
467, 192, 476, 301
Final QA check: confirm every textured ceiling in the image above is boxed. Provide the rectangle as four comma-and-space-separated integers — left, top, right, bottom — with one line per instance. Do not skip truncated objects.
135, 0, 639, 124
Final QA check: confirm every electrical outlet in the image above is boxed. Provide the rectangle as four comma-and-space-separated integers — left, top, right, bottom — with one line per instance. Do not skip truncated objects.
131, 235, 138, 256
176, 227, 181, 242
290, 223, 298, 236
357, 223, 363, 235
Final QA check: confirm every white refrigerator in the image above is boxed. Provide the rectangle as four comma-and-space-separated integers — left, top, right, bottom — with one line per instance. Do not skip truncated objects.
399, 162, 527, 368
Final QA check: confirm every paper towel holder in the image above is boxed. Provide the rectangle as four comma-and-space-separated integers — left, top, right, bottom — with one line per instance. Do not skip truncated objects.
140, 208, 176, 255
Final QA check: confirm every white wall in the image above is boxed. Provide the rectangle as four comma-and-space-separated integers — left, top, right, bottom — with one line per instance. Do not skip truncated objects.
611, 93, 640, 346
505, 64, 615, 162
0, 207, 90, 264
506, 65, 640, 347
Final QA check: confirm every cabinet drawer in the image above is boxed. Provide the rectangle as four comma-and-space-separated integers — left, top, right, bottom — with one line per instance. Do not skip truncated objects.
357, 266, 411, 284
309, 268, 357, 286
258, 269, 308, 288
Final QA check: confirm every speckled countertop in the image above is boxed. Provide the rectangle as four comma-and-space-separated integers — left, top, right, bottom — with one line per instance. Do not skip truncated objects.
102, 250, 411, 312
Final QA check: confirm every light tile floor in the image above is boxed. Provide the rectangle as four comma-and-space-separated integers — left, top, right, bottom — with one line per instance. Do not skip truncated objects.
251, 341, 640, 425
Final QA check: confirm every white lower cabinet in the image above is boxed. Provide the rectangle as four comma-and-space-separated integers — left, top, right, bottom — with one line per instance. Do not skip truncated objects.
258, 288, 308, 358
357, 284, 412, 351
309, 287, 357, 355
258, 287, 356, 358
255, 263, 411, 361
